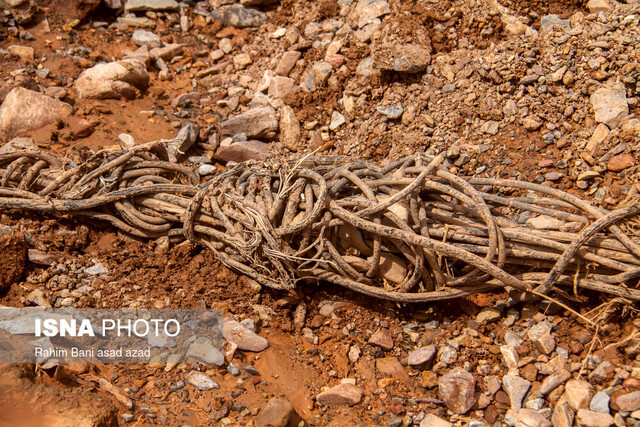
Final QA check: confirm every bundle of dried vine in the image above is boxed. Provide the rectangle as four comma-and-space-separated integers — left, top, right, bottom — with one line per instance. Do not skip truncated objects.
0, 142, 639, 303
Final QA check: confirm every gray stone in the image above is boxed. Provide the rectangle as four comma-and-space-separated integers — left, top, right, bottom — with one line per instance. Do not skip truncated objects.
223, 319, 269, 352
0, 88, 72, 140
356, 56, 375, 77
505, 330, 524, 347
117, 15, 156, 28
515, 408, 551, 427
501, 345, 519, 371
590, 82, 629, 128
125, 0, 178, 12
438, 344, 458, 364
376, 104, 403, 119
503, 375, 531, 409
407, 345, 436, 367
74, 59, 149, 100
84, 263, 107, 275
540, 15, 570, 32
220, 106, 278, 140
255, 398, 295, 427
306, 61, 333, 91
185, 337, 224, 365
131, 30, 161, 48
150, 43, 183, 61
590, 391, 610, 414
217, 4, 268, 28
528, 321, 556, 355
438, 369, 476, 414
316, 383, 363, 406
167, 122, 199, 162
576, 408, 614, 427
185, 371, 219, 391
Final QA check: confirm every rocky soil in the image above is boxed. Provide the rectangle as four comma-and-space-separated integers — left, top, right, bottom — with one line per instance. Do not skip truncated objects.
0, 0, 640, 426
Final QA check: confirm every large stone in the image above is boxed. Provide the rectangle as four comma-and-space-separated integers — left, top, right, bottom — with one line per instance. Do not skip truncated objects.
220, 107, 278, 140
515, 408, 551, 427
576, 409, 614, 427
125, 0, 178, 12
587, 0, 616, 13
268, 76, 295, 100
0, 87, 72, 140
607, 153, 635, 172
590, 82, 629, 128
376, 357, 407, 380
223, 320, 269, 352
552, 401, 575, 427
0, 0, 36, 24
408, 345, 436, 367
528, 321, 556, 355
503, 375, 531, 410
279, 106, 300, 152
276, 51, 301, 76
565, 379, 594, 411
214, 140, 270, 163
438, 369, 476, 414
538, 369, 571, 395
131, 30, 162, 48
185, 337, 224, 365
74, 59, 149, 99
216, 4, 268, 28
590, 391, 610, 414
615, 390, 640, 412
185, 371, 219, 391
316, 383, 363, 406
255, 398, 295, 427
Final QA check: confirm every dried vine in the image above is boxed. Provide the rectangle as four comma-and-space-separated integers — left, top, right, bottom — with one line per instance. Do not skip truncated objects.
0, 142, 639, 303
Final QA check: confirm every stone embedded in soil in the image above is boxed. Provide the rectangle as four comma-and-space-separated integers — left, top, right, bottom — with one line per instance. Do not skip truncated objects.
538, 369, 571, 396
437, 369, 476, 414
576, 408, 615, 427
275, 51, 301, 77
376, 357, 407, 380
268, 76, 295, 99
588, 361, 615, 385
523, 116, 543, 131
185, 371, 220, 391
316, 383, 363, 407
255, 398, 295, 427
350, 0, 390, 28
590, 82, 628, 128
0, 87, 72, 140
565, 379, 593, 411
131, 30, 162, 48
614, 390, 640, 412
503, 374, 531, 409
216, 4, 268, 28
606, 153, 635, 172
514, 408, 552, 427
587, 0, 615, 13
28, 249, 59, 266
214, 140, 270, 163
185, 337, 224, 365
150, 43, 183, 61
220, 106, 278, 140
372, 43, 430, 73
223, 320, 269, 352
7, 45, 34, 62
0, 232, 26, 291
368, 328, 393, 350
407, 345, 436, 367
125, 0, 178, 12
279, 105, 300, 151
330, 111, 346, 131
419, 414, 452, 427
527, 321, 556, 355
74, 59, 150, 100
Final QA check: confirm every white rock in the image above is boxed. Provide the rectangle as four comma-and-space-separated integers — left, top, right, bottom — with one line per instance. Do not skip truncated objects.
74, 59, 149, 99
279, 106, 300, 152
131, 30, 161, 48
590, 82, 629, 128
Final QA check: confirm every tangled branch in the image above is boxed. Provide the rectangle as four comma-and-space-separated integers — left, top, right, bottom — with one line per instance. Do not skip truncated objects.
1, 142, 639, 303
